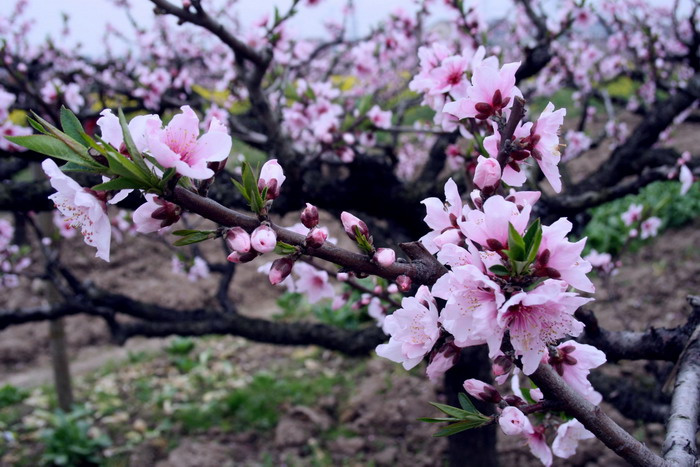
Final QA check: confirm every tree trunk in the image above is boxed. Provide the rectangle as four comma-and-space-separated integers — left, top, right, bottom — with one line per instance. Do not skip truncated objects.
49, 318, 74, 411
444, 346, 498, 467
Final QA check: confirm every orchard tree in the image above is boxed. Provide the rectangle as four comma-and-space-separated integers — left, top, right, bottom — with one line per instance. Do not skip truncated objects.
1, 0, 699, 465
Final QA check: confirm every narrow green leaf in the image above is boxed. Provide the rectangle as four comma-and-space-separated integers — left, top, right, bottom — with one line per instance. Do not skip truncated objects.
417, 417, 461, 423
458, 393, 478, 414
26, 117, 47, 134
489, 264, 510, 276
173, 231, 215, 246
433, 419, 488, 437
5, 135, 97, 167
61, 161, 101, 172
523, 219, 543, 264
103, 150, 149, 182
428, 402, 472, 419
30, 111, 95, 165
60, 106, 88, 147
507, 222, 526, 261
356, 95, 373, 115
232, 178, 251, 203
117, 108, 151, 175
172, 229, 207, 237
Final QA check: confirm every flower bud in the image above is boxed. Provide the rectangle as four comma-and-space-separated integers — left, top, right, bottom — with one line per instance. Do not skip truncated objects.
258, 159, 286, 200
227, 250, 258, 263
340, 211, 369, 240
269, 257, 295, 285
336, 272, 349, 282
251, 225, 277, 253
226, 227, 251, 253
373, 248, 395, 267
360, 293, 371, 305
463, 378, 502, 403
306, 227, 327, 248
300, 203, 319, 229
473, 156, 501, 193
373, 285, 383, 295
396, 275, 411, 292
387, 283, 398, 294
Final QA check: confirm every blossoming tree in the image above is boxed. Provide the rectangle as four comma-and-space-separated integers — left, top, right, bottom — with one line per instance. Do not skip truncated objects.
1, 0, 699, 465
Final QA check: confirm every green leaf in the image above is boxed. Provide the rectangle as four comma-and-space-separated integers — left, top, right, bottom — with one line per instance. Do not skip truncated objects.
60, 161, 101, 172
92, 177, 149, 191
173, 231, 216, 246
523, 219, 543, 264
26, 117, 47, 134
118, 108, 151, 176
507, 222, 526, 261
489, 264, 510, 276
30, 112, 96, 166
274, 241, 298, 255
232, 178, 251, 203
5, 135, 97, 167
354, 226, 374, 254
458, 393, 478, 414
417, 417, 461, 423
433, 419, 488, 437
172, 229, 205, 236
428, 402, 472, 419
59, 106, 88, 147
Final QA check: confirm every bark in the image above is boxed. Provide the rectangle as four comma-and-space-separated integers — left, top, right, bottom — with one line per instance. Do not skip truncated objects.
444, 347, 498, 467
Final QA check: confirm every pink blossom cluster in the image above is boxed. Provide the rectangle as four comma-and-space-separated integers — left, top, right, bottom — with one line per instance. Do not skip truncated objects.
0, 218, 31, 289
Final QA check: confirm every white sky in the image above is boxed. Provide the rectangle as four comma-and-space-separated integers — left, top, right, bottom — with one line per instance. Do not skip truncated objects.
17, 0, 680, 56
20, 0, 509, 55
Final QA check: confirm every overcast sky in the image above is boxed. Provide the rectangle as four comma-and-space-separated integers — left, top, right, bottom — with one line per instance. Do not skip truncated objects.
19, 0, 681, 56
22, 0, 507, 55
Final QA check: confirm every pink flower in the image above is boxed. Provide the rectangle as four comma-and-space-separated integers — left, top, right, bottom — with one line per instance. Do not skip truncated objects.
42, 159, 111, 262
420, 178, 464, 254
428, 54, 470, 96
97, 109, 161, 153
499, 407, 533, 436
526, 427, 553, 467
426, 348, 459, 383
679, 164, 693, 195
258, 159, 286, 200
432, 264, 504, 351
147, 105, 231, 179
132, 194, 180, 234
459, 195, 531, 251
340, 211, 369, 240
463, 378, 501, 402
537, 218, 594, 293
367, 105, 393, 129
640, 216, 661, 239
551, 341, 606, 405
226, 227, 251, 253
552, 419, 594, 459
373, 248, 395, 267
497, 280, 592, 375
521, 103, 566, 193
473, 156, 501, 192
293, 262, 335, 303
376, 285, 440, 370
251, 225, 277, 253
621, 203, 643, 226
367, 297, 385, 327
443, 60, 522, 120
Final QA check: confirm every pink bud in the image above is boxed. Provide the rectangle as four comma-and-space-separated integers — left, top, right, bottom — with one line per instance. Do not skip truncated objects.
396, 275, 411, 292
227, 250, 258, 263
360, 293, 371, 305
336, 272, 349, 282
251, 225, 277, 253
269, 257, 295, 285
473, 156, 501, 192
300, 203, 319, 229
305, 227, 327, 248
258, 159, 286, 200
463, 378, 502, 403
373, 285, 383, 294
226, 227, 251, 253
373, 248, 395, 267
340, 211, 369, 240
498, 407, 533, 436
387, 283, 398, 294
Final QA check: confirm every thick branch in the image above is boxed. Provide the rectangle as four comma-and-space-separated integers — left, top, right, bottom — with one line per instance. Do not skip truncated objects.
663, 325, 700, 466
